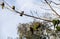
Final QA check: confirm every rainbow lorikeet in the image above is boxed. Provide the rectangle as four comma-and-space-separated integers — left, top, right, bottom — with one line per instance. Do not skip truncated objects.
12, 6, 15, 10
20, 11, 24, 16
52, 19, 60, 28
1, 2, 4, 9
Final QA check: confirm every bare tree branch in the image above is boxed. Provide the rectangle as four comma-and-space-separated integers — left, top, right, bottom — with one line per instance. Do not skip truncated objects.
45, 0, 60, 17
51, 1, 60, 5
1, 0, 52, 22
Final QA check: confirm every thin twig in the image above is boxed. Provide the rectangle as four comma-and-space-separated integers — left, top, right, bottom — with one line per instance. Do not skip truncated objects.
2, 0, 52, 22
51, 1, 60, 5
45, 0, 60, 17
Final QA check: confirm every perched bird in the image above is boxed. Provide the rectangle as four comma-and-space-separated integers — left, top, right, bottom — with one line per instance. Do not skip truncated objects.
52, 20, 57, 28
1, 2, 4, 9
52, 19, 60, 28
20, 11, 24, 16
12, 6, 15, 10
56, 20, 60, 26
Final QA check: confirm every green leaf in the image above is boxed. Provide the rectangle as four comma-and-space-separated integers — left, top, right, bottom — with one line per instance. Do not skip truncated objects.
56, 26, 60, 31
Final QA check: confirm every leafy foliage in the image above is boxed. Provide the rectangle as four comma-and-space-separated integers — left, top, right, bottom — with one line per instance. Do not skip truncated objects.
56, 26, 60, 31
52, 19, 60, 28
33, 22, 41, 30
17, 21, 51, 39
0, 0, 60, 39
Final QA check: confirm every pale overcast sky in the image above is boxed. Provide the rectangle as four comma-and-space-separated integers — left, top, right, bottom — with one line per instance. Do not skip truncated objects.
0, 0, 60, 39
